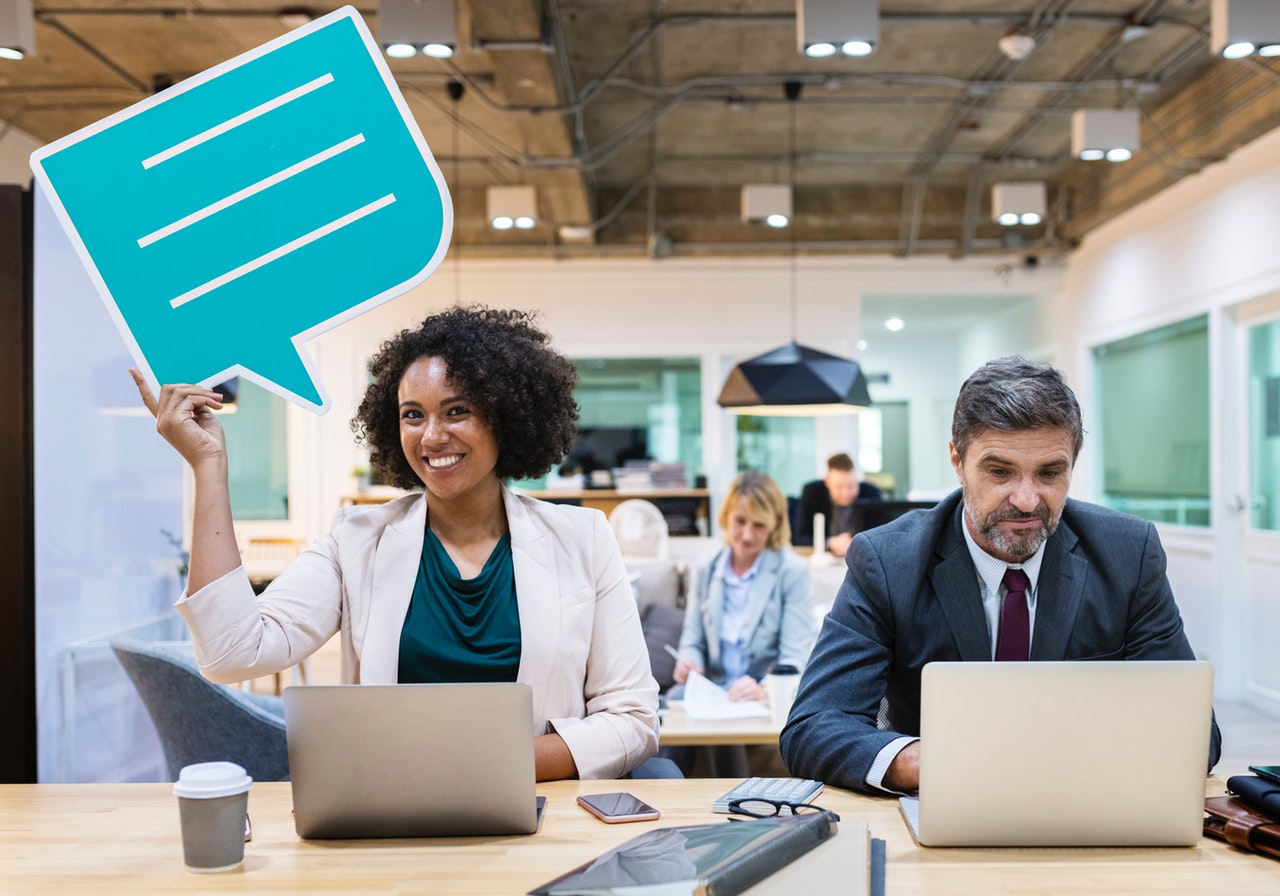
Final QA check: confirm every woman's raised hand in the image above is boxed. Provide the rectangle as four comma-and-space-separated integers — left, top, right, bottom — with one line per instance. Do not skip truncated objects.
129, 369, 228, 469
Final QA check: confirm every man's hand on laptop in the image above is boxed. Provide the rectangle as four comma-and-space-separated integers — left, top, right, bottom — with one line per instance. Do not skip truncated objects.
884, 741, 920, 792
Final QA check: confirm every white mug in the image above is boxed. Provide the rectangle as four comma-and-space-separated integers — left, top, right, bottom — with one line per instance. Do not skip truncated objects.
764, 667, 800, 727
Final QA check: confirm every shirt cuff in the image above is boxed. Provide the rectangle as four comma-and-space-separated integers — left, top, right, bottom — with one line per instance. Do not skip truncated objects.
865, 736, 919, 794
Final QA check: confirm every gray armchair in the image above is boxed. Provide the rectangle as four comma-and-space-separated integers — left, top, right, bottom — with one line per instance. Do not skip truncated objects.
111, 637, 289, 782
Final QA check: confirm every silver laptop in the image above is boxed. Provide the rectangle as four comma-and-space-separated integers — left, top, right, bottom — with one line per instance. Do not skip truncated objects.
899, 660, 1214, 847
283, 682, 540, 839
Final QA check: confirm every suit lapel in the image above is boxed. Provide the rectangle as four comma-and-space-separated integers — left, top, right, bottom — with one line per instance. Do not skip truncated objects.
505, 488, 559, 726
701, 548, 729, 669
1029, 519, 1085, 660
360, 496, 427, 683
743, 551, 780, 639
930, 506, 993, 661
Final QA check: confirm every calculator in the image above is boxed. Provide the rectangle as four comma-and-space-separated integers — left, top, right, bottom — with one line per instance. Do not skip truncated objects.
711, 777, 824, 813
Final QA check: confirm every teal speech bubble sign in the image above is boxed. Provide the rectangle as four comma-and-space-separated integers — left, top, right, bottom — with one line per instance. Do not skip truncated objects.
29, 7, 451, 413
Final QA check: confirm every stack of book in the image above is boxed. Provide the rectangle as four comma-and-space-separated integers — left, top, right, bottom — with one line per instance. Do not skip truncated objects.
612, 462, 654, 492
649, 462, 688, 488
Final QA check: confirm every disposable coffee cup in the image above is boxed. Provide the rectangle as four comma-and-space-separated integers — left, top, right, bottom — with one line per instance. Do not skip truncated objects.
173, 761, 253, 873
764, 665, 800, 727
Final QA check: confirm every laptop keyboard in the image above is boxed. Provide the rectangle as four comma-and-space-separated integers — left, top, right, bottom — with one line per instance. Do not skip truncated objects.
712, 777, 823, 813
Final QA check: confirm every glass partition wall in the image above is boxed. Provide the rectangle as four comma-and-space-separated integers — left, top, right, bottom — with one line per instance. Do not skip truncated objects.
1249, 318, 1280, 532
1094, 315, 1211, 527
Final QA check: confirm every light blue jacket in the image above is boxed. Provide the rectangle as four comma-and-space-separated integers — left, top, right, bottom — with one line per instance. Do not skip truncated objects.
677, 546, 815, 683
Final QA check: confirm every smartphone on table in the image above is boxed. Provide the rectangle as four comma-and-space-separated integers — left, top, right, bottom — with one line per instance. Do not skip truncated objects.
1249, 765, 1280, 785
576, 792, 661, 823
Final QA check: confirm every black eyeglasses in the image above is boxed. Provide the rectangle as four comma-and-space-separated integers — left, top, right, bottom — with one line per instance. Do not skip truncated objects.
726, 798, 838, 821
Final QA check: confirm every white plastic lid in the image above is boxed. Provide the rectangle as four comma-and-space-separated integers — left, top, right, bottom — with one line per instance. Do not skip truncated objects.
172, 761, 253, 799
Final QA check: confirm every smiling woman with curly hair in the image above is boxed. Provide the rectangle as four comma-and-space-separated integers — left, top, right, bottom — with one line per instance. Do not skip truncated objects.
353, 305, 579, 488
131, 305, 660, 782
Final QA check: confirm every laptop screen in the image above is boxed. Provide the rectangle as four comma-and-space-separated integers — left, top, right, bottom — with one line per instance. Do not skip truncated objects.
283, 682, 539, 839
906, 660, 1213, 847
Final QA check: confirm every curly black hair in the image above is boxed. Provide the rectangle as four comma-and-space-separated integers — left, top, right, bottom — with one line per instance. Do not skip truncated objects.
350, 305, 579, 489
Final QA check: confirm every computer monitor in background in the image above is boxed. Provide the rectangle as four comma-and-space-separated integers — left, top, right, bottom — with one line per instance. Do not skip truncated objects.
564, 427, 649, 476
850, 500, 938, 535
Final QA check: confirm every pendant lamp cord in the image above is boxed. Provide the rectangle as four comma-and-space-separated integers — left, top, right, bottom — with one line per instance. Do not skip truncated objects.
447, 80, 464, 305
785, 81, 802, 344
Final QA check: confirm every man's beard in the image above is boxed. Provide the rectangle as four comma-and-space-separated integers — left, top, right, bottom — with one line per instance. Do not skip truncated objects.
962, 483, 1060, 562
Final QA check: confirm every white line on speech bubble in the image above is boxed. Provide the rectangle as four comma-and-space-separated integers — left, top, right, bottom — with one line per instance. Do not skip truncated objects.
141, 72, 335, 170
168, 192, 395, 308
138, 133, 366, 248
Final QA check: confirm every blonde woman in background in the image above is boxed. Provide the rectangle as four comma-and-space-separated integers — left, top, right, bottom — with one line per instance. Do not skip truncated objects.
673, 470, 814, 701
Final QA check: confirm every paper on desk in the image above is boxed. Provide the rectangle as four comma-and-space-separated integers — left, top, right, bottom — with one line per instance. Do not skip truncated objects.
682, 670, 770, 720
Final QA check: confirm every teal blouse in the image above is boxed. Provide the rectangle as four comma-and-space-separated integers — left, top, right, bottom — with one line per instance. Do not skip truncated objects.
397, 529, 521, 683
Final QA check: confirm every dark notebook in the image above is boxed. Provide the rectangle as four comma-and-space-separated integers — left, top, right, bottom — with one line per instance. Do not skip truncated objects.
529, 811, 839, 896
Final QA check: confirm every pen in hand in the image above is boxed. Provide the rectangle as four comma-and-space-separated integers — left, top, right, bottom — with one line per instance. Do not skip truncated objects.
663, 644, 682, 663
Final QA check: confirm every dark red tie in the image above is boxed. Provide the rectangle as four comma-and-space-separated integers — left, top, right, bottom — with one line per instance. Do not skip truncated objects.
996, 567, 1030, 661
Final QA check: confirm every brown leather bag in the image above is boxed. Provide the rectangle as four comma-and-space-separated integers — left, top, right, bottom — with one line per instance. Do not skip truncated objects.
1204, 797, 1280, 860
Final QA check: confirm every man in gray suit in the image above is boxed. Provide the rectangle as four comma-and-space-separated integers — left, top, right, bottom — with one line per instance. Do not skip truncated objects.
780, 356, 1221, 794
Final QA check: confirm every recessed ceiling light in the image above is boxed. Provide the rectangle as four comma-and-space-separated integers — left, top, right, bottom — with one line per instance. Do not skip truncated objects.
277, 7, 314, 28
885, 317, 905, 332
841, 40, 874, 57
997, 32, 1035, 61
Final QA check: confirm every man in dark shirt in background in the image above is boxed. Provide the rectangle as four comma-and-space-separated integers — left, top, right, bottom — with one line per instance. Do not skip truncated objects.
793, 452, 882, 555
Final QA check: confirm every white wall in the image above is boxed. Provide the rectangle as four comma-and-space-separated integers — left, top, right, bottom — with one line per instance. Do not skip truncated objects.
1057, 124, 1280, 712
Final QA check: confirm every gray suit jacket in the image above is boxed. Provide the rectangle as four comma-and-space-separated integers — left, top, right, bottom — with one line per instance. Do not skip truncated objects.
677, 547, 815, 683
779, 489, 1221, 793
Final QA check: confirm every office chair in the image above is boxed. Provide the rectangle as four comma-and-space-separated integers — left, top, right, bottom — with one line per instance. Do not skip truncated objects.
608, 499, 670, 561
111, 637, 290, 782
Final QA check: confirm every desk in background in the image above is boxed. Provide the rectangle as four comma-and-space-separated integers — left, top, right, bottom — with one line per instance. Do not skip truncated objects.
339, 488, 713, 537
658, 700, 781, 747
1, 778, 1271, 895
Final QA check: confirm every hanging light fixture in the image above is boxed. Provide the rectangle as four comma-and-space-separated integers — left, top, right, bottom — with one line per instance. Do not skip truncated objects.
0, 0, 35, 59
717, 81, 872, 417
446, 80, 463, 304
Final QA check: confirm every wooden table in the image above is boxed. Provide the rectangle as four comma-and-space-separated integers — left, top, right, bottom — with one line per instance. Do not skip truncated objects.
658, 700, 782, 747
2, 778, 1271, 895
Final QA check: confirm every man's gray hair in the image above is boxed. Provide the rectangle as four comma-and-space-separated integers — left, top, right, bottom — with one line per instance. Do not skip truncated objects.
951, 356, 1084, 461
